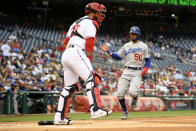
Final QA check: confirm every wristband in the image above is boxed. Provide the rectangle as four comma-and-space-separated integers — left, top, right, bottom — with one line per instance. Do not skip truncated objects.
107, 50, 111, 54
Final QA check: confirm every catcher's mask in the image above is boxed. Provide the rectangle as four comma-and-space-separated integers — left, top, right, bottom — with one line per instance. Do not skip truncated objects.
85, 2, 106, 23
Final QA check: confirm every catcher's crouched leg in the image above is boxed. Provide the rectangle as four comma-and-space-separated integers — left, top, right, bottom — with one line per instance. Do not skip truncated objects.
86, 71, 112, 119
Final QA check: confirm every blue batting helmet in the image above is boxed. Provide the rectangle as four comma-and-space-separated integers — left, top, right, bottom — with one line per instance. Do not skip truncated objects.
130, 26, 141, 40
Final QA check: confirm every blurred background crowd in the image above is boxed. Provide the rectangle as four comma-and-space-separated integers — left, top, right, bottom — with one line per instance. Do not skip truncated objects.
0, 29, 196, 98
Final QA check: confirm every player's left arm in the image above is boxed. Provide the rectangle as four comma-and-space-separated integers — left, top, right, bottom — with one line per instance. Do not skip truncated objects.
85, 37, 95, 63
141, 45, 151, 77
100, 45, 122, 60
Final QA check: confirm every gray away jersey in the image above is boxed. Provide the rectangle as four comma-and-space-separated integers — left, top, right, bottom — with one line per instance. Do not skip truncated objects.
117, 41, 150, 67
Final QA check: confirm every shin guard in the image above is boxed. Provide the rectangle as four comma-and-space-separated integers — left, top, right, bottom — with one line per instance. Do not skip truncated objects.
86, 71, 102, 112
56, 83, 80, 120
92, 86, 101, 109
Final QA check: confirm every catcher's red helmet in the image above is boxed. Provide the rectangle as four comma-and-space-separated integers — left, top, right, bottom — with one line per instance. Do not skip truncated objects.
85, 2, 106, 23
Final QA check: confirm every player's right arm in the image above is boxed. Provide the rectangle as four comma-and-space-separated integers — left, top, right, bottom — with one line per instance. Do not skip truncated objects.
63, 37, 70, 49
100, 45, 122, 60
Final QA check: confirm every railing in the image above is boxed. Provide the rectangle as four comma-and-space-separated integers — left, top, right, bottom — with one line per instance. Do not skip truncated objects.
0, 91, 60, 115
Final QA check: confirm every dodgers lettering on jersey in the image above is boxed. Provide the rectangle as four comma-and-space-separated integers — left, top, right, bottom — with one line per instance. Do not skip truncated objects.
66, 16, 97, 50
117, 41, 150, 68
124, 47, 143, 55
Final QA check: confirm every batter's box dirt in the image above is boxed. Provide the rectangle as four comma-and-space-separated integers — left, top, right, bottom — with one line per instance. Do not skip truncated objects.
0, 116, 196, 131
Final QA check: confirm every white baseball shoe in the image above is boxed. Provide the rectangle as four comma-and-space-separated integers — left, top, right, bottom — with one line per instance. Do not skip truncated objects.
121, 111, 128, 120
91, 108, 112, 119
54, 118, 73, 125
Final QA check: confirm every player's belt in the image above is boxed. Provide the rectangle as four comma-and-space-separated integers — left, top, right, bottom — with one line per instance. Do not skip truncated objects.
125, 66, 142, 70
68, 45, 84, 51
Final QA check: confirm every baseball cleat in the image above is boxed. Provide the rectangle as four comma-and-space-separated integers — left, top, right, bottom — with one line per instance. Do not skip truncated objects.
54, 118, 73, 125
91, 108, 112, 119
121, 111, 128, 120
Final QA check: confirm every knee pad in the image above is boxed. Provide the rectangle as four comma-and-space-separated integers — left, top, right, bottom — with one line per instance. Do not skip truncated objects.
86, 73, 95, 90
86, 71, 101, 90
92, 71, 101, 85
66, 82, 81, 94
117, 95, 124, 100
117, 90, 125, 100
129, 90, 139, 98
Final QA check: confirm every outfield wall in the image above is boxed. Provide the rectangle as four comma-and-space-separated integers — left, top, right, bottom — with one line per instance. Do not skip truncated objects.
75, 96, 165, 112
1, 91, 196, 114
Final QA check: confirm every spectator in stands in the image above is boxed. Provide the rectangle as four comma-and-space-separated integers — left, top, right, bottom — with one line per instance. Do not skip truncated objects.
177, 53, 185, 63
191, 46, 196, 61
101, 81, 110, 95
156, 88, 164, 96
191, 46, 196, 53
158, 35, 164, 44
174, 70, 184, 80
1, 41, 11, 57
174, 47, 180, 55
146, 41, 154, 49
193, 74, 196, 82
176, 79, 183, 90
11, 40, 21, 52
140, 81, 145, 90
2, 79, 11, 92
189, 81, 196, 96
144, 80, 155, 95
171, 89, 179, 96
179, 89, 190, 96
116, 68, 123, 77
108, 78, 117, 95
167, 68, 175, 78
97, 51, 107, 61
190, 69, 195, 81
167, 77, 177, 93
160, 43, 166, 50
156, 81, 169, 95
169, 38, 175, 48
153, 51, 163, 60
111, 66, 117, 73
36, 55, 44, 64
8, 32, 17, 43
181, 81, 191, 93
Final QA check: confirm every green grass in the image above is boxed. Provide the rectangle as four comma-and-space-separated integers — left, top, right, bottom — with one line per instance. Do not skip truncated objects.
0, 110, 196, 122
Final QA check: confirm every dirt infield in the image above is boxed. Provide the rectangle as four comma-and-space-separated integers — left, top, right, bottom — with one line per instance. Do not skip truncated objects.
1, 116, 196, 131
